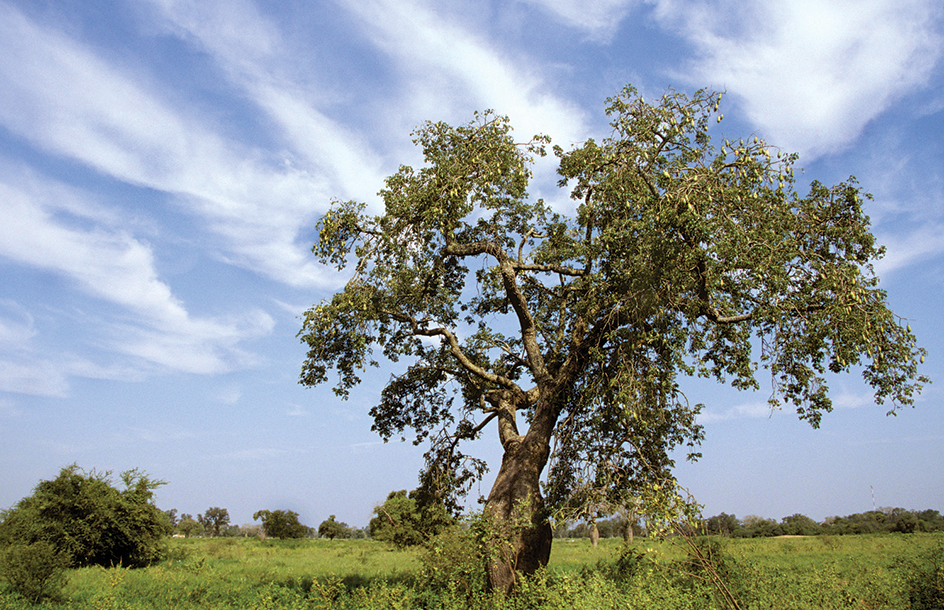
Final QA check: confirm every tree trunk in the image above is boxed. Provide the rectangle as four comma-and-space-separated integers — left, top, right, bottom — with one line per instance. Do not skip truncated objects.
623, 506, 635, 543
482, 434, 552, 594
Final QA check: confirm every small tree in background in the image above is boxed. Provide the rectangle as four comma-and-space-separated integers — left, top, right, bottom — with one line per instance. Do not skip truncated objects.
781, 513, 821, 536
705, 513, 739, 537
317, 516, 350, 539
369, 489, 453, 548
0, 465, 170, 569
176, 514, 204, 538
253, 510, 309, 539
198, 507, 230, 537
163, 509, 179, 529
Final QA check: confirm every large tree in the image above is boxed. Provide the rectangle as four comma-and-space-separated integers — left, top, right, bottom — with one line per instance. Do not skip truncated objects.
299, 86, 926, 592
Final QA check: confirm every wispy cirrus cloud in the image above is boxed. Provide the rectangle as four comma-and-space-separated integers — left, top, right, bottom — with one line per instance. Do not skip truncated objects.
652, 0, 944, 158
0, 1, 330, 288
697, 400, 773, 424
874, 225, 944, 278
141, 0, 389, 206
0, 168, 273, 389
337, 0, 588, 148
698, 388, 880, 424
519, 0, 638, 41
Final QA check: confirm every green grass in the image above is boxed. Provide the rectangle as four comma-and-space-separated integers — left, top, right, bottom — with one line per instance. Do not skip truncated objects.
1, 533, 941, 609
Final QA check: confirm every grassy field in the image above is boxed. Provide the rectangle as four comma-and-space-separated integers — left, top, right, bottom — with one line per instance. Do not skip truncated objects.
1, 533, 942, 609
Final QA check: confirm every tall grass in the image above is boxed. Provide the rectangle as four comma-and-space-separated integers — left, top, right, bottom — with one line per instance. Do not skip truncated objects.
1, 534, 940, 609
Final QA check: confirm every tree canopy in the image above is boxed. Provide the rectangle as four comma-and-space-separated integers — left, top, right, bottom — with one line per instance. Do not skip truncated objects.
253, 509, 309, 539
369, 489, 453, 548
317, 516, 350, 540
299, 85, 927, 590
197, 507, 230, 538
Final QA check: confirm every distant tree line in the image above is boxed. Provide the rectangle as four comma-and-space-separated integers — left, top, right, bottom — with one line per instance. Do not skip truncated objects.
162, 505, 944, 541
551, 508, 944, 540
553, 517, 645, 540
704, 508, 944, 537
162, 507, 371, 539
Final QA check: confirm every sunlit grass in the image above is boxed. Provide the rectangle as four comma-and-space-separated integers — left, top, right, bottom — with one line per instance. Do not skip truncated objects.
1, 533, 941, 609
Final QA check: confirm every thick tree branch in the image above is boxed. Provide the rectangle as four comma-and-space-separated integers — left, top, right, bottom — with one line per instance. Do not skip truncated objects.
386, 310, 522, 394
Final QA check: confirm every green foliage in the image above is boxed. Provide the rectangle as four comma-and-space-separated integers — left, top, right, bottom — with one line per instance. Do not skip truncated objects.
705, 513, 738, 537
0, 465, 170, 569
707, 507, 944, 538
253, 510, 309, 539
198, 508, 230, 537
318, 516, 352, 540
1, 534, 941, 609
781, 513, 821, 536
299, 85, 927, 550
419, 524, 488, 596
369, 490, 452, 548
0, 541, 69, 603
901, 542, 944, 609
176, 515, 204, 538
555, 516, 641, 539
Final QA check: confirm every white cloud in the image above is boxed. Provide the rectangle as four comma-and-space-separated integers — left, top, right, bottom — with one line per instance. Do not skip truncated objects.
215, 385, 244, 405
698, 400, 773, 424
0, 300, 36, 345
0, 397, 23, 419
337, 0, 588, 149
0, 170, 274, 381
832, 391, 874, 410
0, 2, 331, 287
141, 0, 388, 206
874, 225, 944, 277
652, 0, 944, 158
286, 404, 309, 417
519, 0, 638, 41
0, 359, 70, 398
217, 447, 291, 461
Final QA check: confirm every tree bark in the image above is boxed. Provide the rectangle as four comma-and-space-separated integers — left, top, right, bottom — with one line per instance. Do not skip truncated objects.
482, 433, 552, 594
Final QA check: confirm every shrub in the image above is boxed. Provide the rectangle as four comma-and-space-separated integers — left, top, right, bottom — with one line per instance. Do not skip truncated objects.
419, 524, 487, 596
0, 465, 170, 569
905, 542, 944, 610
0, 541, 69, 603
370, 490, 452, 548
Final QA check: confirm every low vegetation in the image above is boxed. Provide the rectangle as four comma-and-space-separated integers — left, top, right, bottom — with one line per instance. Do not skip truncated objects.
1, 532, 941, 608
3, 468, 942, 607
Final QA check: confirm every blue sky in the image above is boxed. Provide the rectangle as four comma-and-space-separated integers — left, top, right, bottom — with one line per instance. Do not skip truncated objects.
1, 0, 943, 529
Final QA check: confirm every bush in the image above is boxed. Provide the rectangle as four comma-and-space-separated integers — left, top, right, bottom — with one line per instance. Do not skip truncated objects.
419, 524, 487, 596
0, 541, 69, 603
905, 542, 944, 610
369, 489, 453, 548
0, 465, 171, 569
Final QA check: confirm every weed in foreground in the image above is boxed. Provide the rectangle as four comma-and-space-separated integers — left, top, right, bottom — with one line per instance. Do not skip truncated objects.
0, 542, 70, 604
902, 542, 944, 610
